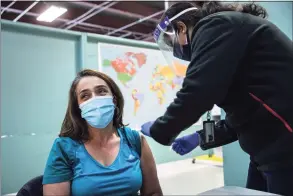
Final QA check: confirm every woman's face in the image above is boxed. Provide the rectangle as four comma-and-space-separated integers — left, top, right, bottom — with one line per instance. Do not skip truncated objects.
76, 76, 113, 105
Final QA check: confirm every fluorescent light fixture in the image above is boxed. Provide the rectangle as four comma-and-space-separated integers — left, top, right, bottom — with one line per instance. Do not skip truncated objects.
37, 5, 67, 22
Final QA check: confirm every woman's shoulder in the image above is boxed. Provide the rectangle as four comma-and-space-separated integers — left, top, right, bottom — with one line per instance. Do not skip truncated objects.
119, 126, 142, 156
54, 136, 80, 144
52, 136, 81, 152
120, 126, 141, 139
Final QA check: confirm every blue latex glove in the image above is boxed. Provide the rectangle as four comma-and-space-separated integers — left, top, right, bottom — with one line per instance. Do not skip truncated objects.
172, 132, 200, 155
141, 121, 155, 137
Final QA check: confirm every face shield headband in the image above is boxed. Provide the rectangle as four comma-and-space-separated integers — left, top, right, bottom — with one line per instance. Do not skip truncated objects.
153, 7, 198, 68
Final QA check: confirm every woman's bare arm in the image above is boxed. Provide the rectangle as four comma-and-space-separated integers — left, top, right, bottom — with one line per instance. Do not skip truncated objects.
140, 135, 163, 196
43, 181, 70, 196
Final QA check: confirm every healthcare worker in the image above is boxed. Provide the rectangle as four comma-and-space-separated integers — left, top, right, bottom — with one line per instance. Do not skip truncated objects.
141, 1, 293, 195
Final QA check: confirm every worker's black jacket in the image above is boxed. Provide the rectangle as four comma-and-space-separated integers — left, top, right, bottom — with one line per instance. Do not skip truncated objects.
150, 11, 293, 171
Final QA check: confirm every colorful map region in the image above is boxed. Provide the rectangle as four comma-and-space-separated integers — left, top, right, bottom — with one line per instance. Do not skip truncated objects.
102, 52, 147, 87
131, 89, 144, 116
150, 61, 187, 105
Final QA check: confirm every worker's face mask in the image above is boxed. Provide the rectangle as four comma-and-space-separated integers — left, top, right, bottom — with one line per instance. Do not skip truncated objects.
153, 7, 197, 68
79, 96, 115, 129
173, 33, 192, 62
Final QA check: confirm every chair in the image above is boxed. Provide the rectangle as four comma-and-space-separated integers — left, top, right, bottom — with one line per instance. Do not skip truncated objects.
16, 175, 43, 196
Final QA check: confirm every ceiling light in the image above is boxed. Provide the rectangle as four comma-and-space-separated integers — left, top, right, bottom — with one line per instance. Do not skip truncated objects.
37, 5, 67, 22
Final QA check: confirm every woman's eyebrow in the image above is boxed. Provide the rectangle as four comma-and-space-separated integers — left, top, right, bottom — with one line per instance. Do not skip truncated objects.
78, 89, 90, 95
94, 85, 108, 90
78, 85, 108, 95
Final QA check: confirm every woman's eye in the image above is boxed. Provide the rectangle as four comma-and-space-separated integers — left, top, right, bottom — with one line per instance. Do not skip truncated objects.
98, 88, 107, 94
81, 94, 89, 99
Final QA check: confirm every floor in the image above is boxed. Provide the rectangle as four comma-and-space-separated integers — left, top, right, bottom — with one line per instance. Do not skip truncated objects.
157, 158, 224, 195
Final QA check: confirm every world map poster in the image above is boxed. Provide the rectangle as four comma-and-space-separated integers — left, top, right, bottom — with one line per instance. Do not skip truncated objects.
98, 43, 202, 130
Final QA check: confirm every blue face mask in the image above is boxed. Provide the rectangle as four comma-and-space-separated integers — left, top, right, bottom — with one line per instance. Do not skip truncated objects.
79, 96, 115, 129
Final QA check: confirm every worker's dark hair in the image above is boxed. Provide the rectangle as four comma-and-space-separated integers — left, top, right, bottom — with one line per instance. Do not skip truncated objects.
163, 1, 268, 30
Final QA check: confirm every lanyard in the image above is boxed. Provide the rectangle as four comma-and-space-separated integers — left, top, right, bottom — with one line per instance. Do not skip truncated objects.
206, 111, 211, 121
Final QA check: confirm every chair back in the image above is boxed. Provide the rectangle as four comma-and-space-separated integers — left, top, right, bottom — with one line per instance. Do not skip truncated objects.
16, 175, 43, 196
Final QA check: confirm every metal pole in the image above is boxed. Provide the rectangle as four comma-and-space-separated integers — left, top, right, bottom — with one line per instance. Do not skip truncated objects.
138, 32, 152, 39
1, 0, 17, 15
13, 0, 39, 22
68, 1, 160, 24
164, 0, 169, 10
65, 1, 118, 30
1, 7, 150, 37
142, 36, 154, 41
60, 1, 109, 28
107, 10, 164, 36
119, 32, 132, 38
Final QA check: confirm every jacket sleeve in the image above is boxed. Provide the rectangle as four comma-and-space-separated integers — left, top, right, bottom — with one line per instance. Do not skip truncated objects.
198, 120, 238, 150
150, 16, 247, 145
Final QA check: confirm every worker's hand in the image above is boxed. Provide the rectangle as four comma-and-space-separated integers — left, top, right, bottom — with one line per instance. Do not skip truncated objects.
172, 132, 200, 155
141, 121, 155, 137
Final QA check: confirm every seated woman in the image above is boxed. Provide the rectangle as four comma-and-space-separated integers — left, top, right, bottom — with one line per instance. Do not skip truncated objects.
43, 69, 162, 196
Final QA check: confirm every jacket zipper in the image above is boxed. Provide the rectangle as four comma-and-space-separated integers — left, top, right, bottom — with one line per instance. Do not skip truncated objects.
249, 93, 292, 133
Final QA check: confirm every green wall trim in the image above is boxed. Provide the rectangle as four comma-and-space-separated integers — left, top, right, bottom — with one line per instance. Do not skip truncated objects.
1, 19, 81, 38
1, 19, 159, 50
86, 32, 159, 50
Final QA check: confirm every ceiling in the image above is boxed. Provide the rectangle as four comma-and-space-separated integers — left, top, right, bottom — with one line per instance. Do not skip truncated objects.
1, 1, 176, 42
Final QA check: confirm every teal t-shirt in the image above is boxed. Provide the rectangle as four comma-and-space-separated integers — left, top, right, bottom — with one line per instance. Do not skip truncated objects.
43, 127, 142, 196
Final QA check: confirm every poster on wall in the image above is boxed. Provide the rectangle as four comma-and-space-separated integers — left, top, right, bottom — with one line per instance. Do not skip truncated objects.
97, 43, 202, 130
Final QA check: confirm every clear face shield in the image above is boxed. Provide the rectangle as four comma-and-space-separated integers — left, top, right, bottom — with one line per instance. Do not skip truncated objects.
153, 7, 198, 75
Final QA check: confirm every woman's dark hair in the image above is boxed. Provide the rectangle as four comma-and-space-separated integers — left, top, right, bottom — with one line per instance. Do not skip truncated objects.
164, 1, 268, 30
59, 69, 126, 142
